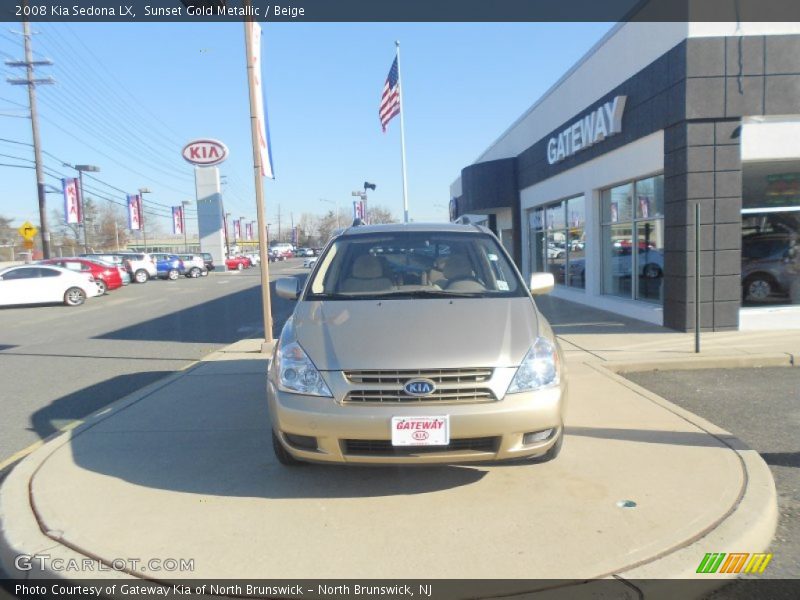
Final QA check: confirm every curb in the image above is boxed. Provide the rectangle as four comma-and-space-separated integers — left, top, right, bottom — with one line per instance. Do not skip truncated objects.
602, 352, 797, 374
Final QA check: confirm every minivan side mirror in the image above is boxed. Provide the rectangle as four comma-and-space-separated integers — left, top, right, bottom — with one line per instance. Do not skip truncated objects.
529, 272, 555, 296
275, 277, 300, 300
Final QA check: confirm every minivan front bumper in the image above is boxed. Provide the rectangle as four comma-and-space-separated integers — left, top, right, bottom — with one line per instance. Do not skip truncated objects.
267, 378, 566, 465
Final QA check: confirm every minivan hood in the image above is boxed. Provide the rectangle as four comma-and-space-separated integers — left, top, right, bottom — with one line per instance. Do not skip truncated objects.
292, 297, 539, 371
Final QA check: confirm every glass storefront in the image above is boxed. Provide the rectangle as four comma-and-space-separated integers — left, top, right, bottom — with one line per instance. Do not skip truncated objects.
601, 175, 664, 303
741, 160, 800, 306
528, 195, 585, 289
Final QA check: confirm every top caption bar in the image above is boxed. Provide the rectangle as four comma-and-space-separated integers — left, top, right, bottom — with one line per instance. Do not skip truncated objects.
3, 0, 800, 23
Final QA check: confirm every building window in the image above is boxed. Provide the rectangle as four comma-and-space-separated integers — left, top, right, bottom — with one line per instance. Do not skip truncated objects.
527, 195, 585, 289
741, 161, 800, 306
601, 175, 664, 303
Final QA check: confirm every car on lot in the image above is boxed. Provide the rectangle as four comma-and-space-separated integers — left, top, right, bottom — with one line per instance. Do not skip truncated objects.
84, 252, 156, 284
296, 247, 314, 257
39, 258, 123, 294
269, 243, 294, 261
303, 256, 318, 269
76, 253, 130, 285
177, 254, 208, 278
269, 222, 566, 466
243, 253, 260, 266
0, 264, 101, 307
200, 252, 215, 271
149, 253, 186, 280
225, 256, 250, 271
741, 232, 798, 302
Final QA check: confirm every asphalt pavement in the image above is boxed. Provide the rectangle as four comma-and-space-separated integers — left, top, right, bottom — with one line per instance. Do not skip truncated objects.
0, 260, 302, 468
626, 368, 799, 591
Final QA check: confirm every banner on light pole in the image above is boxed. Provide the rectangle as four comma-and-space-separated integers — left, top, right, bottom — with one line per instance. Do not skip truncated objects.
233, 219, 241, 240
127, 194, 141, 231
62, 178, 81, 224
172, 206, 185, 235
247, 21, 275, 180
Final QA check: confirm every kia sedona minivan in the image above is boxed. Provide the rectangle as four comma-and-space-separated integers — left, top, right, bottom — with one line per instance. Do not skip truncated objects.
268, 223, 567, 465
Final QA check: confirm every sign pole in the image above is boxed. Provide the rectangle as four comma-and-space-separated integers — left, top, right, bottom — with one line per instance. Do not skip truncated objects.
244, 11, 274, 348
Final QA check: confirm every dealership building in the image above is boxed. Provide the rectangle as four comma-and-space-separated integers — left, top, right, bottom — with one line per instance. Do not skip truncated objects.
450, 21, 800, 331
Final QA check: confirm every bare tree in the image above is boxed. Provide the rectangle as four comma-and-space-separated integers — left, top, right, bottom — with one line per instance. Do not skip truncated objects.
368, 205, 398, 224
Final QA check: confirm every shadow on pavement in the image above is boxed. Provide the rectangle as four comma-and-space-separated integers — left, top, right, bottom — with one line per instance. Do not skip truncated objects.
94, 278, 301, 345
29, 371, 170, 440
535, 295, 670, 335
760, 451, 800, 468
566, 425, 750, 451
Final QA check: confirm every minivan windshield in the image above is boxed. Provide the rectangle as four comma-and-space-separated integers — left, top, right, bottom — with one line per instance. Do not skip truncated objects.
306, 231, 526, 300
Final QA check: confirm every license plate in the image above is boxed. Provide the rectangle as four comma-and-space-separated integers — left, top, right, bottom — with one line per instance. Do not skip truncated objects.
391, 416, 450, 446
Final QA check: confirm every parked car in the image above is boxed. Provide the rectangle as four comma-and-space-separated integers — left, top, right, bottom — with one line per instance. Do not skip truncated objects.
84, 252, 156, 284
39, 258, 123, 294
0, 264, 101, 307
741, 233, 797, 302
177, 254, 208, 278
269, 243, 294, 260
200, 252, 215, 272
245, 253, 260, 266
268, 222, 565, 466
225, 256, 250, 271
303, 256, 318, 269
149, 253, 186, 281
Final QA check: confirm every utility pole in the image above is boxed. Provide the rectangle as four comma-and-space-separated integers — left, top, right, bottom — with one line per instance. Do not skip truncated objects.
277, 204, 282, 243
7, 12, 55, 258
223, 211, 231, 257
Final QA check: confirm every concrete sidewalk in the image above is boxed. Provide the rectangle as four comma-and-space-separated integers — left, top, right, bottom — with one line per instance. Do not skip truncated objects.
0, 301, 788, 593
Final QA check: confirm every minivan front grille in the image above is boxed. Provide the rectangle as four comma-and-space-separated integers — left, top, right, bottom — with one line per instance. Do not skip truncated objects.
344, 368, 492, 385
343, 437, 498, 456
345, 388, 494, 404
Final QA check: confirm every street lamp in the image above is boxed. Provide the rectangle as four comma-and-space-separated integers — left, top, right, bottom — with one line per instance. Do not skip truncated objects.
223, 211, 231, 257
182, 200, 191, 252
139, 187, 151, 251
320, 198, 339, 230
65, 164, 100, 253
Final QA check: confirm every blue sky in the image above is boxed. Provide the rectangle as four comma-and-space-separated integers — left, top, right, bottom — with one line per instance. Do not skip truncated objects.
0, 21, 613, 234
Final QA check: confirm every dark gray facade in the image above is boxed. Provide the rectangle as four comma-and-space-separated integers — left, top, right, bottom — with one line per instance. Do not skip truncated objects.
453, 34, 800, 332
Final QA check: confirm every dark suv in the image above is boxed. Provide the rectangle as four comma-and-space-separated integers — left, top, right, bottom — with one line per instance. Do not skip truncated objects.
200, 252, 215, 271
741, 233, 798, 302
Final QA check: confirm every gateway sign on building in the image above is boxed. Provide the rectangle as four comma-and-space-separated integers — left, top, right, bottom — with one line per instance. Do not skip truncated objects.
547, 96, 627, 165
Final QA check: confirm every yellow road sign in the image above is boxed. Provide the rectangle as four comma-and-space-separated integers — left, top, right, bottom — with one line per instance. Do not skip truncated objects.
18, 221, 38, 241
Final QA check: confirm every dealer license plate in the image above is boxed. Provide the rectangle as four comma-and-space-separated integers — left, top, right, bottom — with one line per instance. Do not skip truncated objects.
391, 416, 450, 446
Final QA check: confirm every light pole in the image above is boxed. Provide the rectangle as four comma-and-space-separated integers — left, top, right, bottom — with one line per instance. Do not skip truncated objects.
182, 201, 191, 252
65, 164, 100, 253
223, 211, 231, 258
139, 187, 151, 251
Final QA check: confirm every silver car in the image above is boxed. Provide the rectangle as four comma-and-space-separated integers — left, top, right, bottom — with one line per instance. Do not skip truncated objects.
269, 223, 566, 466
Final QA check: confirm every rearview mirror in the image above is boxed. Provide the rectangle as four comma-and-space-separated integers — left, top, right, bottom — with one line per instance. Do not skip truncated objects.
529, 272, 555, 296
275, 277, 299, 300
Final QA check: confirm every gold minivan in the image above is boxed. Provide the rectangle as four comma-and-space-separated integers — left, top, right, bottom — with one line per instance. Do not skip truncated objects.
269, 223, 566, 465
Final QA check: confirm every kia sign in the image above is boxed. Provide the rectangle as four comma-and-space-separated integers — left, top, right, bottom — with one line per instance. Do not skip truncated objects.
182, 139, 229, 166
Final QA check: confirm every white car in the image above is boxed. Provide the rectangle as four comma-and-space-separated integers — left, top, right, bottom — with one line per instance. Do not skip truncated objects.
246, 253, 261, 266
178, 254, 209, 278
303, 256, 318, 269
85, 252, 157, 284
0, 264, 101, 307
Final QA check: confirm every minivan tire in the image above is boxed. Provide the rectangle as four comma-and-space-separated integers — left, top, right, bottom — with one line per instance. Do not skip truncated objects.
64, 287, 86, 306
189, 267, 201, 278
272, 431, 304, 467
134, 269, 149, 283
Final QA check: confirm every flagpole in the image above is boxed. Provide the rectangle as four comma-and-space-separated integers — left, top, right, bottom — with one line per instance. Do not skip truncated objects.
395, 40, 409, 223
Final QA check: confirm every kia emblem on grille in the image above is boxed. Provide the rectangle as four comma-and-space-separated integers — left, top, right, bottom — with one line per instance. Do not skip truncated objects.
403, 378, 436, 396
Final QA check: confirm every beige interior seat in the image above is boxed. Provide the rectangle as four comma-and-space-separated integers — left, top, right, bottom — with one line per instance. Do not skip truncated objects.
441, 255, 485, 292
340, 255, 394, 293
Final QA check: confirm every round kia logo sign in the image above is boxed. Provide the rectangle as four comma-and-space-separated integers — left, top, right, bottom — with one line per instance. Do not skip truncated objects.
403, 378, 436, 397
182, 139, 229, 166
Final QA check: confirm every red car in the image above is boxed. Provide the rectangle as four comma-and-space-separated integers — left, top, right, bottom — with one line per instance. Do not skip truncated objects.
41, 257, 123, 294
225, 256, 250, 271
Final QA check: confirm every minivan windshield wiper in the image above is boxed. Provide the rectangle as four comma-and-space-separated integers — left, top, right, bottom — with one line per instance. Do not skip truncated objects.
307, 289, 486, 300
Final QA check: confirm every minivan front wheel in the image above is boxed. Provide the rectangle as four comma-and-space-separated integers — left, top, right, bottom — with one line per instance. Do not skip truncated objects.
272, 431, 304, 467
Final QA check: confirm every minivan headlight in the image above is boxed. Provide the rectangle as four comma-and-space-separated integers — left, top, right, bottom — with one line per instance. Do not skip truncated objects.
274, 320, 332, 397
506, 337, 560, 394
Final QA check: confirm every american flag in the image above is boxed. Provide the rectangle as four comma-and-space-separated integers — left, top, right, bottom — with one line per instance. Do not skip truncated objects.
379, 56, 400, 132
